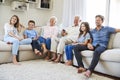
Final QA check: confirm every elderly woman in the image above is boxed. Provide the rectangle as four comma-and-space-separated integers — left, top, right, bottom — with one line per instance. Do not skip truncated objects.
38, 16, 59, 60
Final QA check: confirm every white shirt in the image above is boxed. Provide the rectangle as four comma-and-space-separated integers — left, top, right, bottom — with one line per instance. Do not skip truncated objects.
42, 26, 59, 38
4, 23, 18, 37
65, 25, 80, 38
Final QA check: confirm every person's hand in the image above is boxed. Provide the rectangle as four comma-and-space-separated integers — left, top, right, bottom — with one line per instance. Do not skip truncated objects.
71, 42, 78, 45
87, 43, 94, 50
33, 37, 38, 40
18, 38, 23, 41
61, 29, 67, 36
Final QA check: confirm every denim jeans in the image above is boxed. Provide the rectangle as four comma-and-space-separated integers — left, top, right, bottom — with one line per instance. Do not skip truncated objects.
4, 37, 32, 55
31, 40, 42, 52
38, 36, 51, 50
65, 45, 74, 60
74, 44, 106, 72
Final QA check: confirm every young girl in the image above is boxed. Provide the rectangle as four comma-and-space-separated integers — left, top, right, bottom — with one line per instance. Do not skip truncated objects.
3, 15, 32, 65
24, 20, 43, 56
65, 22, 91, 66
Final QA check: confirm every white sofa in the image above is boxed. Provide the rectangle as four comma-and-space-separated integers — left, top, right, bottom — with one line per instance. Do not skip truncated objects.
0, 27, 44, 63
0, 26, 120, 78
63, 33, 120, 78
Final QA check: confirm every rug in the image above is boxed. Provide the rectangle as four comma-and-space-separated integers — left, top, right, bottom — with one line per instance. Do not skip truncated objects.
0, 60, 113, 80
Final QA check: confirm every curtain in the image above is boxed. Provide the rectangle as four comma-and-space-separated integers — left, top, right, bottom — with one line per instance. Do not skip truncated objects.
62, 0, 86, 27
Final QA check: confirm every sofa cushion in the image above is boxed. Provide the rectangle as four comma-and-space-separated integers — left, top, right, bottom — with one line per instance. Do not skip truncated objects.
81, 50, 94, 57
0, 35, 4, 41
107, 33, 115, 49
0, 41, 12, 51
113, 32, 120, 48
33, 27, 43, 36
100, 49, 120, 62
19, 45, 32, 51
18, 27, 26, 38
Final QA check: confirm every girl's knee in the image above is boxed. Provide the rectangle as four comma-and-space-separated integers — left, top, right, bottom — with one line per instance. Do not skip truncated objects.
14, 39, 19, 43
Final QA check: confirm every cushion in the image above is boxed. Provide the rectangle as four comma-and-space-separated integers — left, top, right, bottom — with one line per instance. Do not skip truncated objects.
19, 45, 32, 51
0, 35, 4, 41
81, 50, 94, 57
100, 49, 120, 62
18, 27, 43, 38
107, 33, 115, 49
113, 32, 120, 48
0, 41, 12, 51
18, 27, 26, 38
33, 27, 43, 36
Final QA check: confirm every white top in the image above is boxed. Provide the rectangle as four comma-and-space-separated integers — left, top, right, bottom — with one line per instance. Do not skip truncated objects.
65, 25, 80, 38
4, 23, 18, 37
42, 26, 59, 38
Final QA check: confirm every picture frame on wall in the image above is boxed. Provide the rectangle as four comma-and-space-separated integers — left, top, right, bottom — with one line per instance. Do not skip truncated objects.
11, 1, 29, 11
26, 0, 36, 3
0, 0, 4, 3
37, 0, 53, 10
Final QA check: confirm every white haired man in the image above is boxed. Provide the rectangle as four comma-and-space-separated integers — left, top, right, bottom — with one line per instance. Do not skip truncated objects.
50, 16, 81, 62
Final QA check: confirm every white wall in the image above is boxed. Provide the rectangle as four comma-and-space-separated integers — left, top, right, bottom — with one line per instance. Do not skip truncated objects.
51, 0, 63, 25
0, 0, 63, 34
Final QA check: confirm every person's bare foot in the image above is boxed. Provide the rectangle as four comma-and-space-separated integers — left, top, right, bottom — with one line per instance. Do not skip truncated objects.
37, 52, 42, 56
12, 56, 20, 65
54, 58, 60, 63
43, 49, 48, 54
34, 49, 40, 55
49, 53, 57, 61
65, 61, 73, 66
45, 56, 50, 60
84, 70, 92, 77
78, 67, 86, 73
13, 60, 20, 65
54, 54, 62, 63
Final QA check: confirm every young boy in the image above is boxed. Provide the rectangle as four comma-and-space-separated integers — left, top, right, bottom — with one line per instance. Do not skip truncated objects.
24, 20, 42, 56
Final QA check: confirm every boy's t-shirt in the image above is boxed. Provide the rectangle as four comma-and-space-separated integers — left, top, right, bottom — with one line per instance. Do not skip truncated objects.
24, 29, 38, 39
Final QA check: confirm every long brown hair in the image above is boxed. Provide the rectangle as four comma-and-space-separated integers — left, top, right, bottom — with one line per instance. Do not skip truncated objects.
78, 22, 90, 38
10, 15, 20, 28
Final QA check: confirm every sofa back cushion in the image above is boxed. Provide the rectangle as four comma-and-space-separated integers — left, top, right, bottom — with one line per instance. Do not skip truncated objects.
113, 32, 120, 48
0, 26, 4, 41
107, 33, 116, 49
0, 35, 4, 41
18, 26, 43, 38
33, 27, 43, 36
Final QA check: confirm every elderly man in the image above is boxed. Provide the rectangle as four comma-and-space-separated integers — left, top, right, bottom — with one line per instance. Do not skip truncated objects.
50, 16, 81, 62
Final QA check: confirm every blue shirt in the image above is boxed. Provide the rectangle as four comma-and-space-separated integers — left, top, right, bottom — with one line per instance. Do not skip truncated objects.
24, 29, 38, 39
77, 33, 90, 43
91, 26, 115, 48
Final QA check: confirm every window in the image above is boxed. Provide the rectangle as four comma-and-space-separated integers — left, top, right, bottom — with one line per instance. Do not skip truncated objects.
37, 0, 53, 10
109, 0, 120, 28
86, 0, 107, 28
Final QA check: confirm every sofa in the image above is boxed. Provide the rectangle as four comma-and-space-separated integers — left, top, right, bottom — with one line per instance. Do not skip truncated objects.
0, 26, 120, 78
0, 27, 44, 64
63, 33, 120, 78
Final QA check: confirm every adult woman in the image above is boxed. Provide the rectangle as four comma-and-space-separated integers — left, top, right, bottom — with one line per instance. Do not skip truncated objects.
3, 15, 32, 65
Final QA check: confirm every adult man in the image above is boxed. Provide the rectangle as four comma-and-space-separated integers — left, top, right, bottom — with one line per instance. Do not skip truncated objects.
73, 15, 120, 77
50, 16, 81, 62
